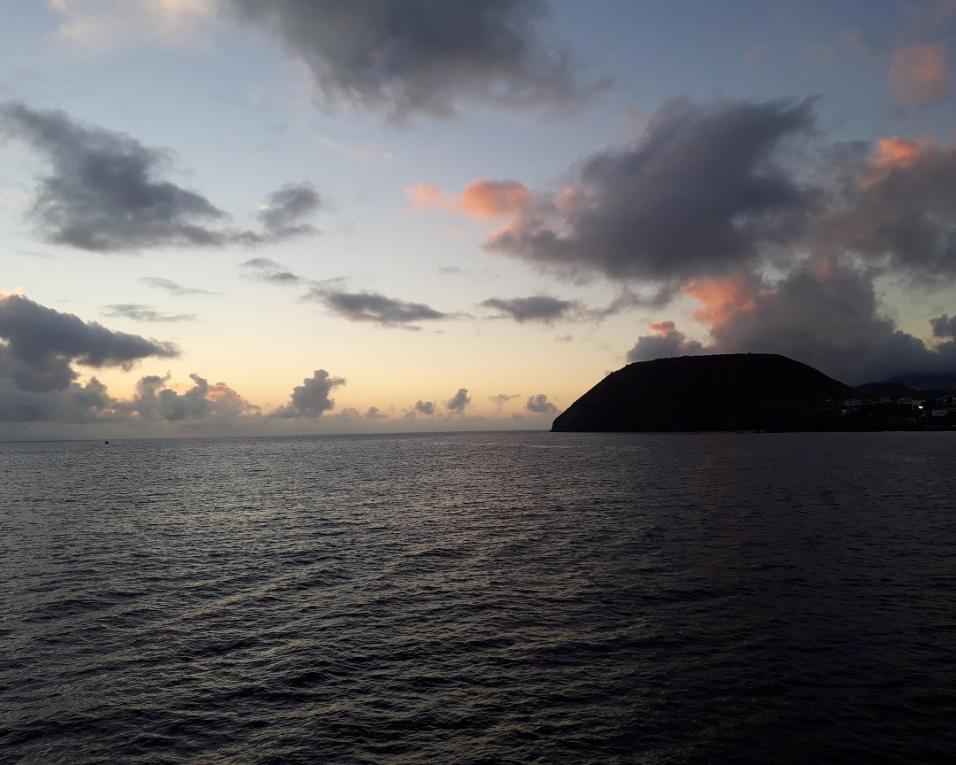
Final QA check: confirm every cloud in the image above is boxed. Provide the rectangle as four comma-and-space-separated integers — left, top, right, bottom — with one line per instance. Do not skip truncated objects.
256, 182, 322, 240
490, 393, 520, 406
408, 179, 531, 219
525, 393, 557, 414
479, 295, 580, 323
242, 257, 282, 270
629, 259, 956, 384
240, 257, 306, 286
0, 376, 116, 423
0, 101, 233, 251
889, 44, 951, 106
0, 102, 322, 251
102, 304, 196, 322
0, 291, 178, 392
0, 370, 257, 425
445, 388, 471, 414
931, 314, 956, 339
141, 276, 216, 296
49, 0, 215, 51
272, 369, 345, 418
224, 0, 599, 119
122, 372, 257, 421
626, 321, 705, 363
366, 406, 387, 419
414, 400, 436, 415
817, 137, 956, 282
303, 287, 451, 328
485, 99, 816, 286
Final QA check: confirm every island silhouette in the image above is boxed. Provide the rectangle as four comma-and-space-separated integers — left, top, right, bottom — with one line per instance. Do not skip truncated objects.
552, 353, 956, 432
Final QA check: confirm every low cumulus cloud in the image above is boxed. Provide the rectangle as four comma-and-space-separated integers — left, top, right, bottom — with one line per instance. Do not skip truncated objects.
272, 369, 345, 418
480, 295, 580, 323
627, 321, 704, 363
121, 373, 258, 422
445, 387, 471, 414
224, 0, 600, 119
0, 292, 260, 425
490, 393, 520, 406
366, 406, 387, 419
414, 400, 436, 415
303, 287, 451, 329
525, 393, 557, 414
0, 291, 177, 393
0, 102, 321, 251
102, 304, 196, 323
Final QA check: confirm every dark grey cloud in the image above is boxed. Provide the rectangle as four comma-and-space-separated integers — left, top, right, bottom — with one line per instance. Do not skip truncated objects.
490, 393, 520, 406
818, 141, 956, 282
273, 369, 345, 418
141, 277, 216, 296
257, 182, 322, 239
0, 102, 322, 252
932, 314, 956, 339
525, 393, 557, 414
102, 304, 196, 323
445, 387, 471, 414
486, 99, 816, 286
0, 293, 178, 393
225, 0, 599, 119
0, 102, 231, 251
626, 321, 705, 363
414, 400, 436, 415
705, 263, 947, 384
480, 295, 580, 323
0, 377, 113, 423
366, 406, 387, 419
303, 287, 450, 328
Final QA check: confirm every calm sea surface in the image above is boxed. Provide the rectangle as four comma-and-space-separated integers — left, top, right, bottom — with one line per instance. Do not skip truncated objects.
2, 431, 955, 763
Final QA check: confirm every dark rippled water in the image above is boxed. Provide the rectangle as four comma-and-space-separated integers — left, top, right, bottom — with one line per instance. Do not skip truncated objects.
2, 432, 956, 763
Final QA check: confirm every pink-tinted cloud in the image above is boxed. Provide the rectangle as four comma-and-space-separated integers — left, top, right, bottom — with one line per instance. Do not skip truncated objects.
889, 44, 951, 106
406, 179, 530, 220
684, 275, 758, 328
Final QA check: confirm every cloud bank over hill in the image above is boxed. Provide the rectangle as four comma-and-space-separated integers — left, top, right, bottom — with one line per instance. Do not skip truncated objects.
411, 98, 956, 384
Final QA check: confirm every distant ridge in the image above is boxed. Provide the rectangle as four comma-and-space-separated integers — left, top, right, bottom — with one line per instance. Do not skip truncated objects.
552, 353, 851, 432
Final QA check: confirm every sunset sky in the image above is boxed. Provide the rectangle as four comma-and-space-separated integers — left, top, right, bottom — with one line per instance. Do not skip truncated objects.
2, 0, 956, 438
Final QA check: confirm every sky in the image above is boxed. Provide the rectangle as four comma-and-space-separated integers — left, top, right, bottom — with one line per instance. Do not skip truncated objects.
1, 0, 956, 439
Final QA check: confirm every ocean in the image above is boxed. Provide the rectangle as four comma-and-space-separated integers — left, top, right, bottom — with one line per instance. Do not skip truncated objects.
2, 431, 955, 763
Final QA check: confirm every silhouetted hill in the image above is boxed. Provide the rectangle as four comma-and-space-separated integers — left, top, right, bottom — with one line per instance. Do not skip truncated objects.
882, 372, 956, 391
552, 354, 852, 432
